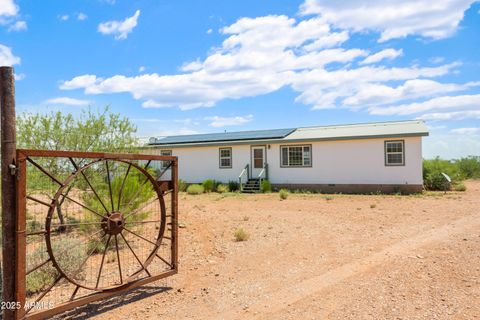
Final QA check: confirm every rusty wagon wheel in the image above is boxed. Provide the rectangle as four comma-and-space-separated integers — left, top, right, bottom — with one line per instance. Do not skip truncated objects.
44, 158, 167, 292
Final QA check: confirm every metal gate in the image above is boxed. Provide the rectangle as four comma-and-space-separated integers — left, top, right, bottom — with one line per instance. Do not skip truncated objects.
12, 149, 178, 319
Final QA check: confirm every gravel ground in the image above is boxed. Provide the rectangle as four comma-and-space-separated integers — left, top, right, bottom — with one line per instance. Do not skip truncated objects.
62, 180, 480, 320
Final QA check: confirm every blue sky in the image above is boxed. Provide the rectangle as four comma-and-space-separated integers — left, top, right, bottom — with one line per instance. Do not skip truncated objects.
1, 0, 480, 159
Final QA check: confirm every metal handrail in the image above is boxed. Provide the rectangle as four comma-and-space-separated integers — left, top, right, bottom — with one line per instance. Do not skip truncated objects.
257, 163, 268, 183
238, 164, 249, 191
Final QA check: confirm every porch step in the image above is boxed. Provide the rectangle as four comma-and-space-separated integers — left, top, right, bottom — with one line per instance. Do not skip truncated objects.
242, 178, 261, 193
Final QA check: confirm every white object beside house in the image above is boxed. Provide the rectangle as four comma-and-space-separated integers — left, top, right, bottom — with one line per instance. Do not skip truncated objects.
145, 120, 429, 193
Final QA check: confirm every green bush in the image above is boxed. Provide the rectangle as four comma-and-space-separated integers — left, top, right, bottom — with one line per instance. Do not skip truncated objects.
228, 181, 239, 192
178, 179, 187, 192
216, 184, 229, 193
456, 156, 480, 179
422, 156, 480, 191
187, 184, 204, 195
424, 171, 450, 191
234, 228, 249, 242
87, 238, 108, 254
260, 180, 272, 193
81, 167, 155, 228
26, 219, 42, 233
26, 238, 86, 295
202, 179, 215, 193
279, 188, 289, 200
87, 236, 125, 254
423, 157, 459, 191
423, 157, 459, 180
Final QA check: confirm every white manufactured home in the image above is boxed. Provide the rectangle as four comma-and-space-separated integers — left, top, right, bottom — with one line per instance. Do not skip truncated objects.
146, 120, 429, 193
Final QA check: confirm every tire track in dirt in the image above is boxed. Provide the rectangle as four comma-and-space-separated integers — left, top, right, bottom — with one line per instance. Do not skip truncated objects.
218, 213, 480, 320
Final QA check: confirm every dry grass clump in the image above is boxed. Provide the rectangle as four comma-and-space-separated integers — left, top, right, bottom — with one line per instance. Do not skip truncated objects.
234, 228, 249, 242
279, 189, 289, 200
187, 184, 204, 195
216, 184, 229, 193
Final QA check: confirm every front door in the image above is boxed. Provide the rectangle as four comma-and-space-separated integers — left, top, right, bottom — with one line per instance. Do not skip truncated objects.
251, 146, 266, 178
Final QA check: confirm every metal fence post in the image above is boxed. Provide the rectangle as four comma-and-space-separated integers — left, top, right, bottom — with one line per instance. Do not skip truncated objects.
1, 66, 17, 320
171, 158, 179, 271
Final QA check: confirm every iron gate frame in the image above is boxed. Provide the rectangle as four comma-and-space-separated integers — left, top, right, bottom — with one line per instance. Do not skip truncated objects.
13, 149, 178, 320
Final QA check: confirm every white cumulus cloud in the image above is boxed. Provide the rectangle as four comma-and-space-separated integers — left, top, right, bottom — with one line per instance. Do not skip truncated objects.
300, 0, 476, 42
0, 0, 18, 17
369, 94, 480, 115
44, 97, 91, 106
343, 78, 478, 107
60, 5, 478, 121
60, 75, 101, 90
77, 13, 88, 21
98, 10, 140, 40
205, 115, 253, 127
360, 49, 403, 65
418, 110, 480, 121
14, 73, 25, 80
0, 44, 20, 66
7, 20, 26, 32
450, 127, 480, 135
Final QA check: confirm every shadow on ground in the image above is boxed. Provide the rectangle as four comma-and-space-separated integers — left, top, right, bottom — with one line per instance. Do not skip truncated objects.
52, 286, 172, 319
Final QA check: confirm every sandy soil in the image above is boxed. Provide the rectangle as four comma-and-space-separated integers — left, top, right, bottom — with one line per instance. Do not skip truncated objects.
65, 181, 479, 320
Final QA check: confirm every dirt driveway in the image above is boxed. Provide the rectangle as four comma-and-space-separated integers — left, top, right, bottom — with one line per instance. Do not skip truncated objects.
77, 181, 479, 319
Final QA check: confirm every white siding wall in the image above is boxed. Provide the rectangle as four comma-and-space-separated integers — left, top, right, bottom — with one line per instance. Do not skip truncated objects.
267, 137, 423, 185
148, 136, 423, 185
150, 145, 251, 183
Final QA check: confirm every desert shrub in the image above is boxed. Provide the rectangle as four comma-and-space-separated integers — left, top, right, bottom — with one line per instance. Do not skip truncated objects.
26, 238, 86, 295
422, 156, 480, 191
228, 181, 239, 192
234, 228, 249, 242
187, 184, 204, 195
87, 238, 107, 254
260, 180, 272, 193
178, 179, 187, 192
26, 219, 42, 233
279, 188, 289, 200
423, 158, 460, 191
453, 181, 467, 191
216, 184, 229, 193
202, 179, 215, 193
424, 171, 451, 191
86, 236, 125, 255
456, 156, 480, 179
81, 168, 154, 228
423, 157, 459, 180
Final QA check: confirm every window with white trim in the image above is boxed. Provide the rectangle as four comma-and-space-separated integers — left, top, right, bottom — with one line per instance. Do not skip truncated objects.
160, 150, 172, 169
219, 148, 232, 168
385, 141, 404, 166
280, 145, 312, 167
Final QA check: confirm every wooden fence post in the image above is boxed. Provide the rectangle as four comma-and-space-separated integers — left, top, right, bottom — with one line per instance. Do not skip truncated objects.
1, 66, 17, 320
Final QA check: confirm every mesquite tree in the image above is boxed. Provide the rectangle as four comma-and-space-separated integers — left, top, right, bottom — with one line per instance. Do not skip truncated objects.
17, 106, 139, 229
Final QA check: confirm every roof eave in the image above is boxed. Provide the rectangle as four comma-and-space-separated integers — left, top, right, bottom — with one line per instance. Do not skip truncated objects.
143, 132, 429, 149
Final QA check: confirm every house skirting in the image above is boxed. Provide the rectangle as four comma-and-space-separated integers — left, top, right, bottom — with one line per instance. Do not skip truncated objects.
271, 183, 423, 194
